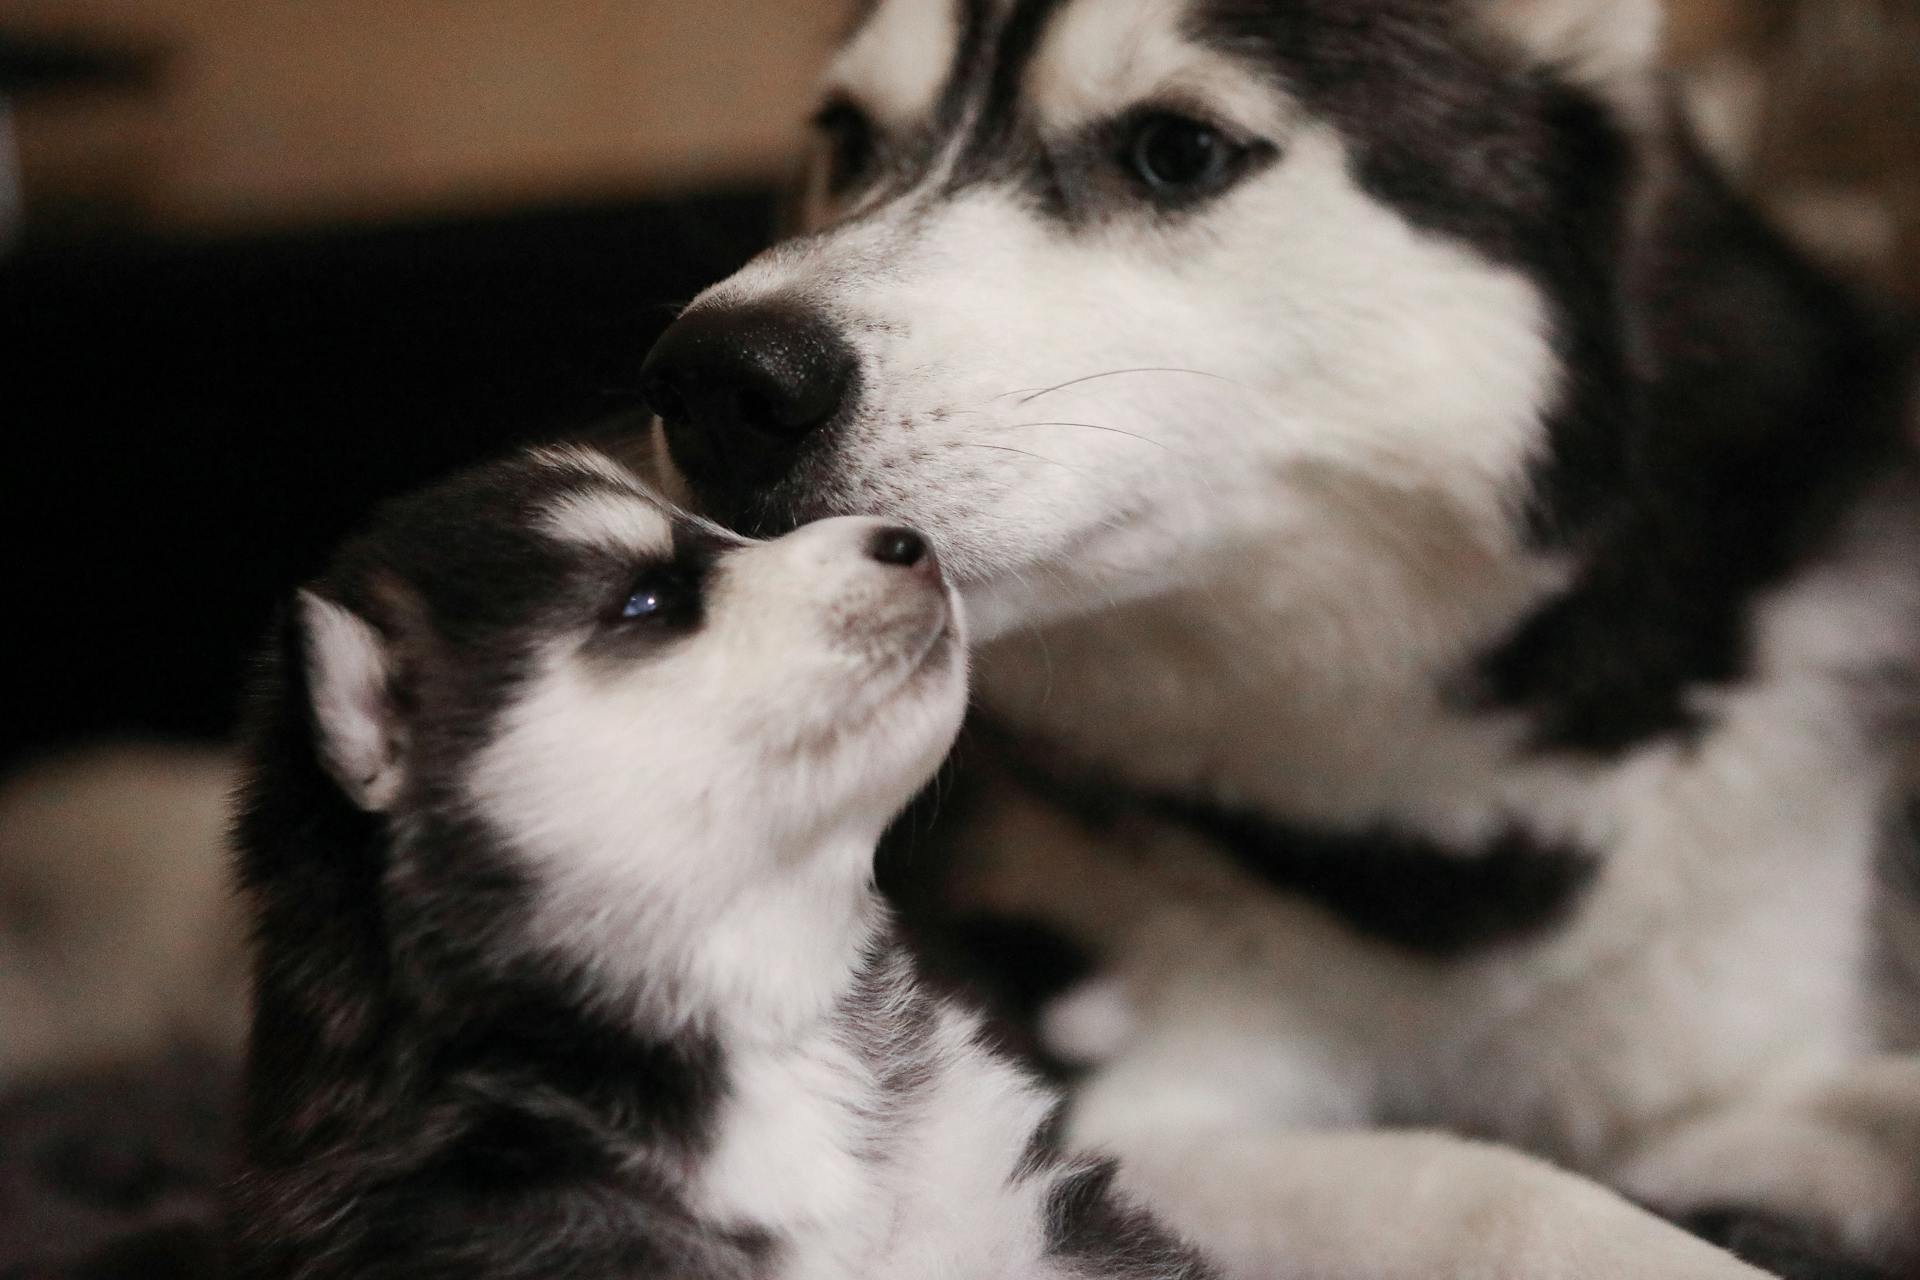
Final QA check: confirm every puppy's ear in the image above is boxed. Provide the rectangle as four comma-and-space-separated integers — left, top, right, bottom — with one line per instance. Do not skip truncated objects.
296, 590, 405, 812
1476, 0, 1664, 103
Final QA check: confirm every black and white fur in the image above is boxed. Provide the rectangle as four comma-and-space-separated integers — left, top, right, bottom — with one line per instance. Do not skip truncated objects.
226, 445, 1217, 1279
634, 1, 1920, 1275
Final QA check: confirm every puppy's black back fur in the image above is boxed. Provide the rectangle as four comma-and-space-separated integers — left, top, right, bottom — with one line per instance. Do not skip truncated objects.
226, 463, 754, 1279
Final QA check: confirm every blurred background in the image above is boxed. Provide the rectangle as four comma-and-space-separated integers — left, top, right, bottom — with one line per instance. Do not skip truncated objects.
0, 0, 1914, 1265
1, 0, 855, 770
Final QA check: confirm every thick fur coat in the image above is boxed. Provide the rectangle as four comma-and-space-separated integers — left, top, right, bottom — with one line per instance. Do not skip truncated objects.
634, 2, 1920, 1276
2, 3, 1917, 1278
225, 447, 1218, 1279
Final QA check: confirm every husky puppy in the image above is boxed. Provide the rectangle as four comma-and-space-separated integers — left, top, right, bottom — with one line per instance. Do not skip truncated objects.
225, 445, 1221, 1279
636, 0, 1920, 1274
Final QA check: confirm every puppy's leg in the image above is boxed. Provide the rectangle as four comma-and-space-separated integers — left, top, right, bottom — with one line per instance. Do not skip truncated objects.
1613, 1056, 1920, 1277
1093, 1126, 1770, 1280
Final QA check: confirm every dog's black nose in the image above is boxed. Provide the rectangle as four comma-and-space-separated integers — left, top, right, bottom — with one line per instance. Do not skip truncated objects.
642, 302, 857, 508
869, 527, 929, 568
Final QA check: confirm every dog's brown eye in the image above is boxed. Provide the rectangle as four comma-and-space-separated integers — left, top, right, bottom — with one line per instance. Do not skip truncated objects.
813, 100, 877, 196
1123, 112, 1254, 205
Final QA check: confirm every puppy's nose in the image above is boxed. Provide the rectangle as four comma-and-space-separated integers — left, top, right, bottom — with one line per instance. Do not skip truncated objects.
869, 527, 930, 569
868, 526, 941, 584
642, 301, 857, 503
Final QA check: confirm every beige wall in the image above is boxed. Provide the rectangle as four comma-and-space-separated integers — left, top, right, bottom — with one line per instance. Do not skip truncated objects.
1664, 0, 1920, 301
6, 0, 1745, 232
9, 0, 1918, 292
12, 0, 854, 230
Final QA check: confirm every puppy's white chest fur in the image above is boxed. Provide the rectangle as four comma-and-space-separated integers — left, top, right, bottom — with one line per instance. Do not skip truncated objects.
696, 1034, 887, 1269
695, 998, 1076, 1280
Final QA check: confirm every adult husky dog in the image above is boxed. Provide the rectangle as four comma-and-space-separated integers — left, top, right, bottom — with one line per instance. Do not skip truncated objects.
638, 0, 1920, 1275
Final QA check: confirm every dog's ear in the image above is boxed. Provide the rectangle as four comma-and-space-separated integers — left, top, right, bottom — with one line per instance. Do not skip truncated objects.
296, 589, 406, 813
1476, 0, 1664, 103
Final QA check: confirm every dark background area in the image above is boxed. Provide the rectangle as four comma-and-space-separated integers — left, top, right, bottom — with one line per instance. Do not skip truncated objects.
0, 190, 777, 773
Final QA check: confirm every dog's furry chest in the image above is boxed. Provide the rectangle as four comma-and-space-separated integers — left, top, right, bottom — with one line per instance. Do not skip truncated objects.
944, 551, 1911, 1171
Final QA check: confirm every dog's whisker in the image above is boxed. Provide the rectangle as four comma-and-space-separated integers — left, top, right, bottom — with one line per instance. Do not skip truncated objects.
996, 419, 1222, 506
1003, 420, 1181, 454
951, 442, 1095, 478
1000, 560, 1057, 703
1003, 367, 1243, 406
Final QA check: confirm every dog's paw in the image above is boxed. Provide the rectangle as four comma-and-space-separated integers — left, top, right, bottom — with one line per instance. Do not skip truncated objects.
1088, 1127, 1772, 1279
1678, 1207, 1902, 1280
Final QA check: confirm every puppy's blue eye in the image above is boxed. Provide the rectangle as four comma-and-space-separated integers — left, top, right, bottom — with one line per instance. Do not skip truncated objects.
614, 572, 686, 624
622, 589, 665, 619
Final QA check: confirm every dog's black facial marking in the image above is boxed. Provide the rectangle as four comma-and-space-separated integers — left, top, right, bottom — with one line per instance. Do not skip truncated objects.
823, 0, 1285, 228
1194, 0, 1640, 542
941, 0, 1000, 131
952, 0, 1072, 175
1188, 1, 1913, 759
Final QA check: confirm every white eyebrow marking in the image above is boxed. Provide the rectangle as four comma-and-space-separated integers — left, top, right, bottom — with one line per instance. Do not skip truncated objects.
823, 0, 960, 126
1027, 0, 1291, 139
542, 491, 675, 556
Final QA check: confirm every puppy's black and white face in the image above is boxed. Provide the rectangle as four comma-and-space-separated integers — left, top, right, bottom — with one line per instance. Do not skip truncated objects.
644, 0, 1660, 638
296, 447, 966, 1012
